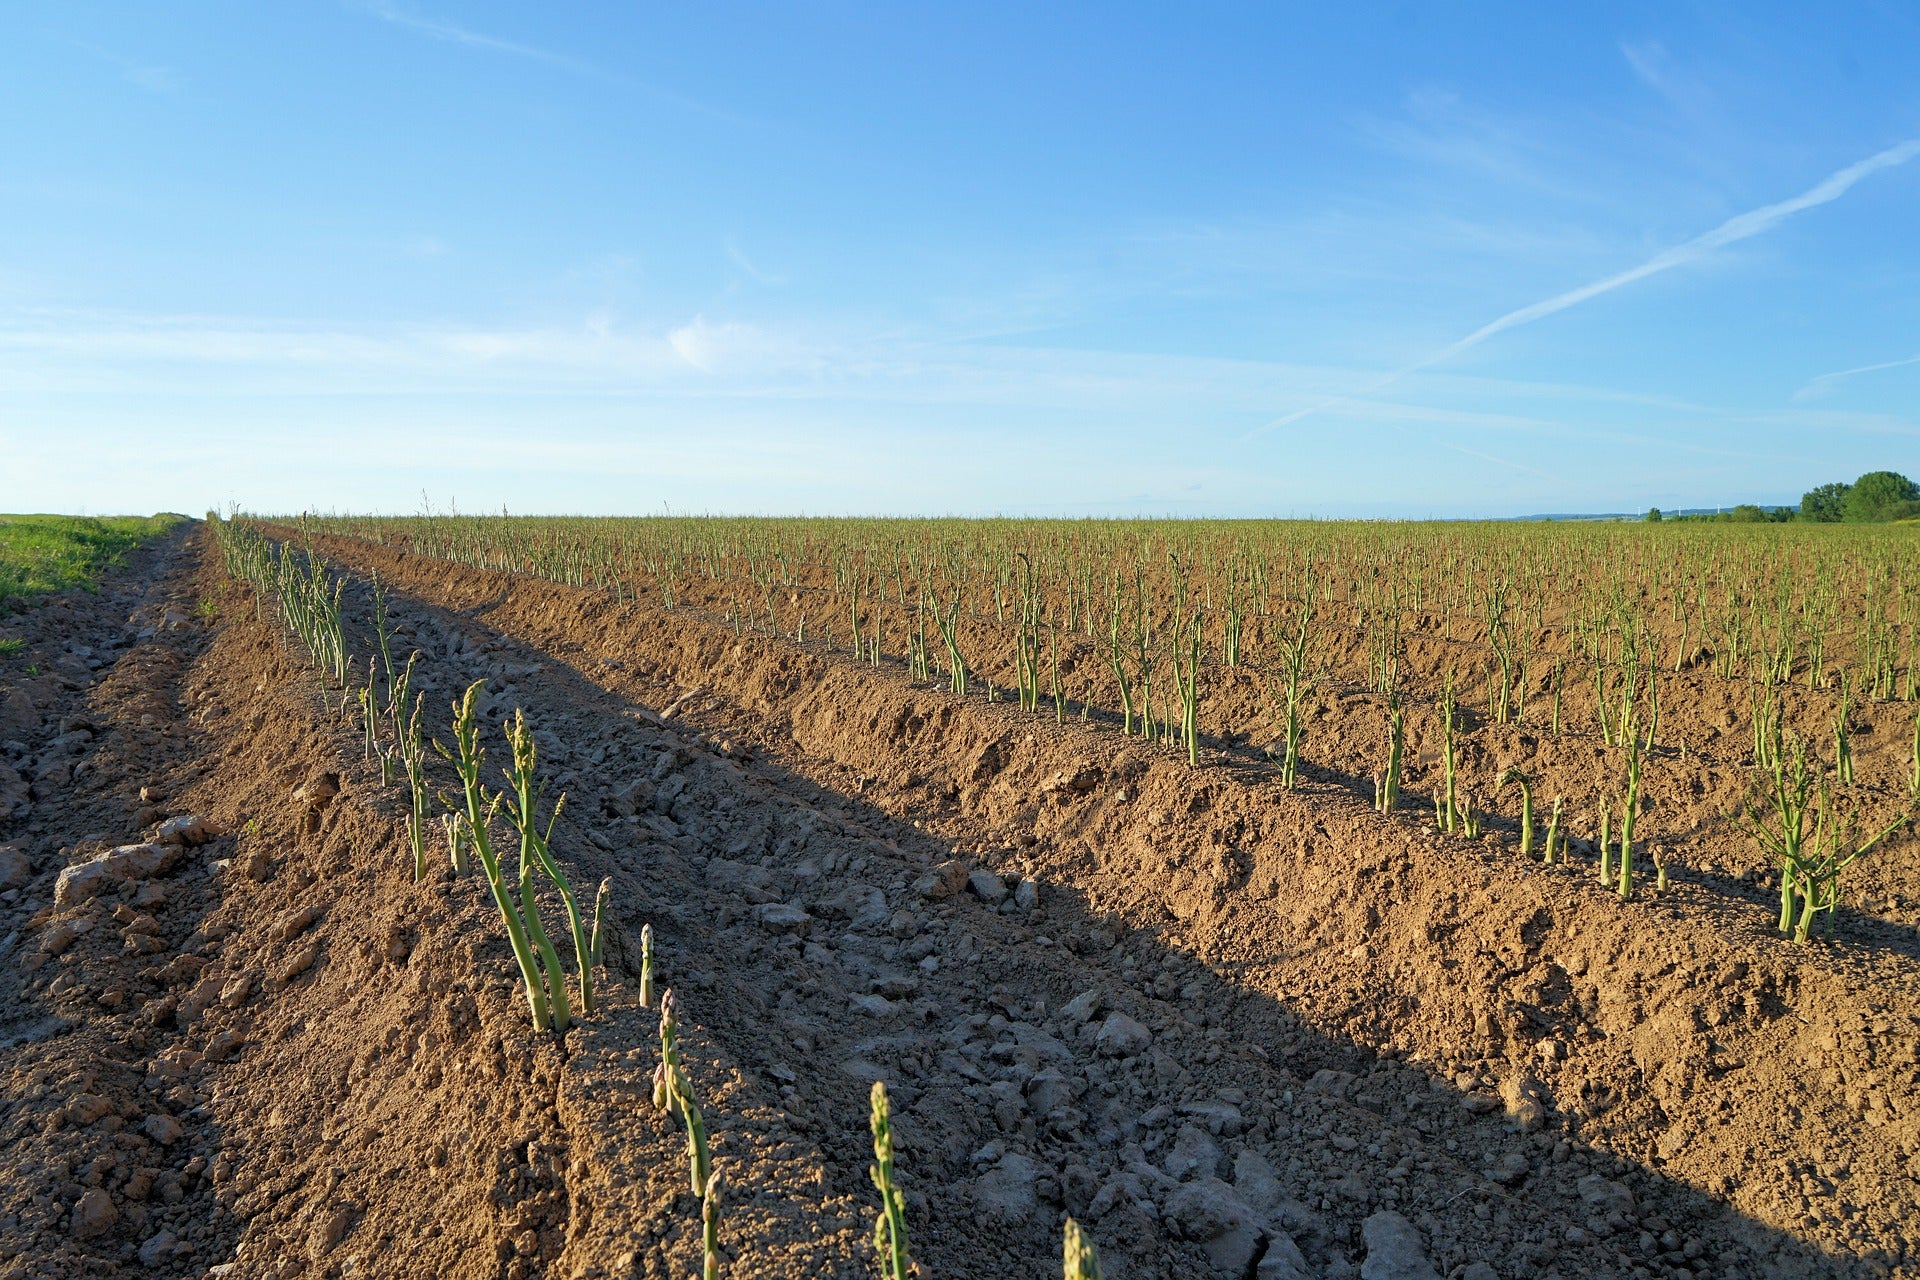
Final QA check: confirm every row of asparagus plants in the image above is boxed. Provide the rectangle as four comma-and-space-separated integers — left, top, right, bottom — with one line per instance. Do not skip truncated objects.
869, 1076, 1106, 1279
1746, 734, 1907, 941
259, 513, 1917, 946
1385, 660, 1913, 934
287, 514, 1920, 857
290, 514, 1919, 839
218, 517, 618, 1015
442, 687, 610, 1030
221, 516, 1136, 1275
644, 983, 1112, 1278
211, 515, 347, 684
296, 511, 1920, 718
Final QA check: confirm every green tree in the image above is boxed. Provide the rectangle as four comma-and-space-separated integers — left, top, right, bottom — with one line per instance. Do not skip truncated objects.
1644, 507, 1663, 522
1800, 482, 1850, 523
1844, 471, 1920, 522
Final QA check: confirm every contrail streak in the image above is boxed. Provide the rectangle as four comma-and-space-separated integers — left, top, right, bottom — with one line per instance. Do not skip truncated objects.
1795, 350, 1920, 400
1252, 138, 1920, 435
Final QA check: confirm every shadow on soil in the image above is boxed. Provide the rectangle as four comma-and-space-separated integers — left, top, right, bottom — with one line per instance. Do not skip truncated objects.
343, 570, 1887, 1280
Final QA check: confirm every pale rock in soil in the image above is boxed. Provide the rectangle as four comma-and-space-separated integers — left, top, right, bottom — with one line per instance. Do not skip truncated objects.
177, 976, 223, 1024
832, 882, 890, 929
270, 904, 320, 943
1086, 1164, 1154, 1221
153, 813, 217, 846
1094, 1011, 1151, 1057
1060, 988, 1103, 1026
54, 842, 181, 905
65, 1093, 113, 1125
706, 858, 776, 903
1025, 1068, 1073, 1117
69, 1188, 117, 1239
1488, 1152, 1530, 1186
1013, 878, 1039, 911
606, 776, 655, 819
1163, 1124, 1224, 1181
913, 859, 969, 900
277, 941, 320, 984
1232, 1150, 1283, 1213
973, 1151, 1038, 1223
872, 972, 920, 999
1164, 1176, 1263, 1276
292, 772, 341, 811
849, 993, 896, 1018
1500, 1073, 1548, 1132
1041, 763, 1101, 794
308, 1206, 352, 1258
143, 1113, 186, 1145
1576, 1173, 1635, 1218
1360, 1211, 1440, 1280
966, 869, 1008, 904
0, 842, 30, 890
1257, 1230, 1314, 1280
754, 903, 812, 935
138, 1230, 179, 1267
1180, 1098, 1246, 1136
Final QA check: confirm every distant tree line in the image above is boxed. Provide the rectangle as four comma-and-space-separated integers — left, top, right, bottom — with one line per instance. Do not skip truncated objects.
1644, 470, 1919, 524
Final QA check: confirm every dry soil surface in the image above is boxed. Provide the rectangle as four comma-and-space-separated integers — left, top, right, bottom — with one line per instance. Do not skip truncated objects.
0, 525, 1914, 1280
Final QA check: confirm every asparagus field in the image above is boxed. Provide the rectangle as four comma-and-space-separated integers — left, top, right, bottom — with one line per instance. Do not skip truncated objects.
1, 513, 1916, 1280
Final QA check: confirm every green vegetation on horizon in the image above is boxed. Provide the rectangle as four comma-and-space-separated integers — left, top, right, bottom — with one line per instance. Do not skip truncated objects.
0, 514, 188, 614
1648, 470, 1920, 524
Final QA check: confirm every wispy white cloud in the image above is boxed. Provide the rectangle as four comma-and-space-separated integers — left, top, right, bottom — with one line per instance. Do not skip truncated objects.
3, 306, 1912, 474
1356, 87, 1577, 198
6, 302, 1915, 519
725, 239, 785, 287
362, 3, 593, 73
0, 308, 682, 383
359, 3, 768, 128
1619, 41, 1716, 118
668, 316, 769, 373
1429, 138, 1920, 363
1253, 137, 1920, 435
1439, 442, 1558, 481
1794, 351, 1920, 400
68, 39, 180, 93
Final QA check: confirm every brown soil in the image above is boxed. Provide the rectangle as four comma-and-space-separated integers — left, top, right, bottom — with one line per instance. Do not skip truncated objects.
1, 525, 1914, 1280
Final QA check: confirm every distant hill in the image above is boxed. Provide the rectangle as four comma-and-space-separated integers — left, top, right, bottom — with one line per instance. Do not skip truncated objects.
1500, 507, 1795, 522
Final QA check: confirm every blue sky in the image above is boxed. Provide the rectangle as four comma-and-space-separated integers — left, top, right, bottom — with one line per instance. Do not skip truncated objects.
3, 3, 1918, 518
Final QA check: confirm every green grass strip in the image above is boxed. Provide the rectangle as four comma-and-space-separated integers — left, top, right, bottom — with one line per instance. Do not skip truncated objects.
0, 513, 188, 614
